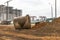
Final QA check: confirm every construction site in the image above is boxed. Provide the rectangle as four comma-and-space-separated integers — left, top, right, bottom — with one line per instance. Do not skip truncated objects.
0, 0, 60, 40
0, 14, 60, 40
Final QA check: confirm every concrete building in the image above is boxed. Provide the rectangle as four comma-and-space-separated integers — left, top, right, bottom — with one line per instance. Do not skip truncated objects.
13, 9, 22, 17
30, 16, 37, 21
5, 6, 13, 21
0, 5, 6, 21
0, 5, 22, 21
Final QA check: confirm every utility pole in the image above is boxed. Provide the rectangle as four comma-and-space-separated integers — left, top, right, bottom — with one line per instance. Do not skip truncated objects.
48, 3, 53, 18
55, 0, 57, 18
4, 0, 12, 20
16, 9, 17, 17
51, 5, 53, 18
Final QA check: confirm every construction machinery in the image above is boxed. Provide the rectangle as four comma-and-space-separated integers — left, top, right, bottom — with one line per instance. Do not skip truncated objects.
1, 20, 11, 25
13, 15, 31, 30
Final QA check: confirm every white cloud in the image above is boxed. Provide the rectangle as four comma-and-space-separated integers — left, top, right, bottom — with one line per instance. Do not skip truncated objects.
0, 0, 60, 18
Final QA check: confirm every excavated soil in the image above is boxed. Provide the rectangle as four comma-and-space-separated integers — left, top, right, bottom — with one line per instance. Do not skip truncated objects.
0, 17, 60, 40
0, 25, 60, 40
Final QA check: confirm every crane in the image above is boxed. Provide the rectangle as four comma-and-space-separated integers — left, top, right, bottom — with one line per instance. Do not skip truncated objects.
4, 0, 12, 20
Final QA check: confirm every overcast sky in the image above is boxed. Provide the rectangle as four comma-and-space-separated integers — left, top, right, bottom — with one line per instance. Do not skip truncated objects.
0, 0, 60, 18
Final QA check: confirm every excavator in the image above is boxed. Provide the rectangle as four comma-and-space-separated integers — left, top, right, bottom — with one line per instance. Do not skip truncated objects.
13, 15, 31, 30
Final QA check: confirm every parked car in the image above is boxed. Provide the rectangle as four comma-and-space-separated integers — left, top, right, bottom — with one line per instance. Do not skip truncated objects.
1, 20, 11, 25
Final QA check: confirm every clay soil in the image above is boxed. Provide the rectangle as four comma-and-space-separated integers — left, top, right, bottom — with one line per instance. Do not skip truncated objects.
0, 24, 59, 40
0, 17, 60, 40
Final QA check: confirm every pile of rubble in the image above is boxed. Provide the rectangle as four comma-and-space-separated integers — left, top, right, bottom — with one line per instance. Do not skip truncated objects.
52, 17, 60, 24
22, 17, 57, 36
32, 22, 47, 29
32, 17, 60, 29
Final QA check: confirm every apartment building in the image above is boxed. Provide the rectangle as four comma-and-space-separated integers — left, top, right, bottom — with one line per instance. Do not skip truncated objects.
0, 5, 22, 21
13, 9, 22, 17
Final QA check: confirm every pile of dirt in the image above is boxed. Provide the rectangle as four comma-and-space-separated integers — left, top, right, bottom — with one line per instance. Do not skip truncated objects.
52, 17, 60, 24
32, 22, 48, 29
28, 17, 60, 36
32, 17, 60, 29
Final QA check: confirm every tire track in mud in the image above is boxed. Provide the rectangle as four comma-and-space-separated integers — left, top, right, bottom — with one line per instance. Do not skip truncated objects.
0, 25, 60, 40
0, 30, 41, 39
0, 30, 60, 40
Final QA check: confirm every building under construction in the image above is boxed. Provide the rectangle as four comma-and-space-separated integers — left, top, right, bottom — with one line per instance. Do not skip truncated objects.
0, 5, 22, 21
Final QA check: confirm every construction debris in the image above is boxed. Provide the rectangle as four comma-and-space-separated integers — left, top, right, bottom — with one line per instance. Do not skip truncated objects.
32, 22, 47, 29
1, 20, 11, 25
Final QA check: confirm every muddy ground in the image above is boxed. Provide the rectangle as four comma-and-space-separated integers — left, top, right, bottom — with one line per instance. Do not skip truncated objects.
0, 25, 60, 40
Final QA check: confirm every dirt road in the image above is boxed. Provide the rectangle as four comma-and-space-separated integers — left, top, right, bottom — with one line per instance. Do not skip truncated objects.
0, 25, 60, 40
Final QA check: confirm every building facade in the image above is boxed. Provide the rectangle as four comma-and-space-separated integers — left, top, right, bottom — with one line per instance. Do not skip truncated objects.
13, 9, 22, 17
0, 5, 6, 21
0, 5, 22, 21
